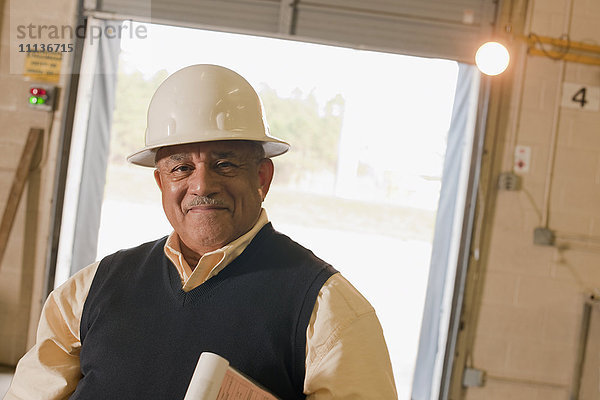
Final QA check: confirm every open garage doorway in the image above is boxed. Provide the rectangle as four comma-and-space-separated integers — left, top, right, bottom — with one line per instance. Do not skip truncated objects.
55, 19, 481, 399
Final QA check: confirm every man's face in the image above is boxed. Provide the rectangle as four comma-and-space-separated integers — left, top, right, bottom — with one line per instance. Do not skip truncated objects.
154, 141, 274, 257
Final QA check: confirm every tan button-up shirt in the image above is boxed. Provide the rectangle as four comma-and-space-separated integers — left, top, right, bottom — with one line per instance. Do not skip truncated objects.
5, 210, 397, 399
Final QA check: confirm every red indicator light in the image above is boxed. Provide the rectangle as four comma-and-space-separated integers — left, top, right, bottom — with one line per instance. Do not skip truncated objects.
30, 88, 47, 96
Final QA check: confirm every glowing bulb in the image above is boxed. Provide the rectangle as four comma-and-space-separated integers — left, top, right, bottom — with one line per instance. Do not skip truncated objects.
475, 42, 510, 76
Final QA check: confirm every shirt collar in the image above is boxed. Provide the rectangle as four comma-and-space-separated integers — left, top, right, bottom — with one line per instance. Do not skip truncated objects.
164, 209, 269, 291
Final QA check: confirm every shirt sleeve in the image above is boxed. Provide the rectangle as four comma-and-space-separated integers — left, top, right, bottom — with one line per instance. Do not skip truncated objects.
304, 273, 398, 399
4, 262, 99, 400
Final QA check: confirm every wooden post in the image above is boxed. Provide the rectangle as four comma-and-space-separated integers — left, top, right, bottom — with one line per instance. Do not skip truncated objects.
0, 128, 43, 266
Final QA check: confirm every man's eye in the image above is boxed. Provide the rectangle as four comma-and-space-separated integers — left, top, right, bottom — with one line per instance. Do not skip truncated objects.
172, 165, 192, 173
216, 161, 236, 169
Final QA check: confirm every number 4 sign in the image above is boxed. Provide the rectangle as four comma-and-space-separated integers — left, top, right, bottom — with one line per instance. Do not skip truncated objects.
561, 82, 600, 111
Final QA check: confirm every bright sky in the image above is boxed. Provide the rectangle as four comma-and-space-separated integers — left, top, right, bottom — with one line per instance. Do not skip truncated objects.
120, 22, 456, 103
120, 22, 458, 103
119, 22, 459, 179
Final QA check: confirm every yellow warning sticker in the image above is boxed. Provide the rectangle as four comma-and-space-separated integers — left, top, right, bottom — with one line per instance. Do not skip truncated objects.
23, 52, 62, 83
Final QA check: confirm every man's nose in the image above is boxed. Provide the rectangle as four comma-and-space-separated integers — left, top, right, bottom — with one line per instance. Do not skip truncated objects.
187, 165, 219, 196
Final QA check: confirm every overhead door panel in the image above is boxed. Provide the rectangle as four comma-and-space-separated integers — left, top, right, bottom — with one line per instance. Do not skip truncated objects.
88, 0, 496, 75
294, 4, 485, 61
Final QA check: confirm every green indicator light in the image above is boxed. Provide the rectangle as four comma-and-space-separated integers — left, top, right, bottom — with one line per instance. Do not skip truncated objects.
29, 96, 38, 104
37, 97, 46, 104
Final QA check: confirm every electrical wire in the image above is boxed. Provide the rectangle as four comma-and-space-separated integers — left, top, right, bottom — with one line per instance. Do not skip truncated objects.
519, 186, 542, 223
539, 0, 576, 230
555, 239, 600, 255
554, 244, 595, 293
528, 33, 572, 60
486, 373, 569, 389
504, 0, 533, 179
555, 233, 600, 244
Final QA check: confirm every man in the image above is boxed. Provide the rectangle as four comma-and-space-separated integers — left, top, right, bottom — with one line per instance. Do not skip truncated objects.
5, 64, 397, 399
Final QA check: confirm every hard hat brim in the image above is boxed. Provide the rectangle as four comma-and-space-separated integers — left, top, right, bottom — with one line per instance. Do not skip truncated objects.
127, 137, 290, 167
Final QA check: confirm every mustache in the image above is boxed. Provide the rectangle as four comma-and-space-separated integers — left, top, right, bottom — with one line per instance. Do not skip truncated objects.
184, 196, 227, 210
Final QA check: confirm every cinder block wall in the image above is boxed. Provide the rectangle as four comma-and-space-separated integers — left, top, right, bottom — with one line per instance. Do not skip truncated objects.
464, 0, 600, 399
0, 0, 76, 365
1, 0, 599, 398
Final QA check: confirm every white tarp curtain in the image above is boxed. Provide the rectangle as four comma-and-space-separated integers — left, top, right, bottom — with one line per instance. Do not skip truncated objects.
412, 64, 480, 400
69, 20, 121, 274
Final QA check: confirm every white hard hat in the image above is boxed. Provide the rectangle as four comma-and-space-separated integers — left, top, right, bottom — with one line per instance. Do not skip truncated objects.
127, 64, 290, 167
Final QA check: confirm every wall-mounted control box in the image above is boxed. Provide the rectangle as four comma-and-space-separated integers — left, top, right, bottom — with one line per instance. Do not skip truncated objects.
28, 85, 57, 111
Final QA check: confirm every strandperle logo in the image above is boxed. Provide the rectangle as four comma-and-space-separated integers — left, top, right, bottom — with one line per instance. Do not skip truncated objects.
15, 20, 147, 45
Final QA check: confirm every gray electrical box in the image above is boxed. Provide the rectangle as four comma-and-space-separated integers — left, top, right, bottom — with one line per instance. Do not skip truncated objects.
533, 227, 555, 246
462, 367, 486, 387
498, 172, 520, 191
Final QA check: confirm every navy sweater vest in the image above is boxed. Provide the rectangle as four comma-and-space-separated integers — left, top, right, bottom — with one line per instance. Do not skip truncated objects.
70, 223, 337, 400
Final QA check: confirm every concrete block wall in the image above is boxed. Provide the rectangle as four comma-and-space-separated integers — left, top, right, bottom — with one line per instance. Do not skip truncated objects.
0, 0, 77, 365
464, 0, 600, 398
0, 0, 598, 398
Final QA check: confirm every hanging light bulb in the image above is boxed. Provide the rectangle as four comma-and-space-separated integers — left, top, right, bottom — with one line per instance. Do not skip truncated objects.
475, 42, 510, 76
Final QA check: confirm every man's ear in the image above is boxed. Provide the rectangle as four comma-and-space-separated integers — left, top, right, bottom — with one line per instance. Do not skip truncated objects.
257, 158, 274, 201
154, 169, 163, 192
